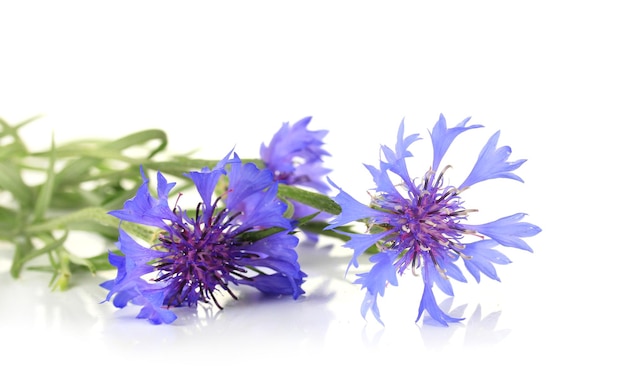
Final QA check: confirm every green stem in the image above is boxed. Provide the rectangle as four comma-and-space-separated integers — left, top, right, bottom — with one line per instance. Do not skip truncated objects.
25, 207, 156, 243
25, 207, 118, 233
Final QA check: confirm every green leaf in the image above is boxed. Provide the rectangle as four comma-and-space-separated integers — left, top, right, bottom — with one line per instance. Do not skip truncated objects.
80, 252, 115, 272
66, 252, 97, 274
10, 231, 69, 278
32, 130, 168, 189
9, 237, 34, 278
0, 161, 33, 206
25, 207, 121, 234
0, 115, 41, 153
238, 227, 286, 243
237, 212, 321, 243
277, 184, 341, 215
54, 156, 102, 186
0, 141, 26, 160
0, 205, 17, 227
32, 136, 56, 222
298, 220, 380, 254
295, 211, 321, 226
49, 129, 168, 160
104, 129, 168, 159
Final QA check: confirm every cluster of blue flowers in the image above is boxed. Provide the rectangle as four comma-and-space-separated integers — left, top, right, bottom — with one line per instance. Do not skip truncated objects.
101, 115, 540, 325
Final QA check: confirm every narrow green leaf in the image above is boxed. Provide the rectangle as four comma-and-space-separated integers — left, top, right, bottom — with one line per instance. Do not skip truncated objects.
0, 115, 41, 152
51, 250, 72, 291
104, 129, 168, 158
0, 205, 17, 222
24, 265, 56, 273
25, 207, 121, 234
10, 231, 69, 278
238, 227, 286, 243
298, 220, 380, 254
0, 115, 42, 134
0, 207, 18, 240
61, 220, 119, 240
0, 161, 33, 206
28, 252, 114, 273
277, 184, 341, 215
32, 136, 56, 222
44, 146, 138, 162
47, 129, 168, 161
295, 211, 321, 226
0, 142, 26, 159
80, 252, 115, 272
9, 237, 34, 278
66, 252, 97, 274
237, 213, 320, 243
54, 156, 100, 186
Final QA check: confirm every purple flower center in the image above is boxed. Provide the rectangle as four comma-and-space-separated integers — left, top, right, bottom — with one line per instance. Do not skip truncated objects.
152, 199, 254, 309
374, 166, 477, 275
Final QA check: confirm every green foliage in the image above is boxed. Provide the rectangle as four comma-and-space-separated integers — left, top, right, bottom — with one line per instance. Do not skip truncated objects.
0, 116, 180, 289
0, 116, 346, 290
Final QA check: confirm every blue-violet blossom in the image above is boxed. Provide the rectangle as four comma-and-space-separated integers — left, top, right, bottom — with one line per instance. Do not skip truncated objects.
327, 114, 541, 326
101, 152, 305, 324
260, 116, 332, 219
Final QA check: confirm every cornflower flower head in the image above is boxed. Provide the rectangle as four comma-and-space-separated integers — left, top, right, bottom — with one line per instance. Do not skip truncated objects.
260, 116, 332, 220
101, 152, 305, 324
327, 114, 541, 326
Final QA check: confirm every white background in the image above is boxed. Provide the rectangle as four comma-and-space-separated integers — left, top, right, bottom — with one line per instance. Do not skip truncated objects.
1, 1, 623, 388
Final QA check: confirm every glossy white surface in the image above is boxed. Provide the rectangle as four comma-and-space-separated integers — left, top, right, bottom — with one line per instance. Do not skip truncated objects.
1, 1, 623, 388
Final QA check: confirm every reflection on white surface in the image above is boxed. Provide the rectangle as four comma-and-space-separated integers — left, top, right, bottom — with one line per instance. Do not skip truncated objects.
0, 240, 513, 353
0, 235, 618, 389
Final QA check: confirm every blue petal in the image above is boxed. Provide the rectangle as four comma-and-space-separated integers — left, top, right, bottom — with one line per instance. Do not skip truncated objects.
106, 252, 128, 284
233, 181, 292, 231
325, 177, 390, 229
117, 229, 168, 267
438, 256, 468, 283
416, 283, 464, 327
379, 119, 421, 185
460, 131, 526, 189
100, 230, 166, 307
341, 230, 389, 271
464, 213, 541, 252
260, 116, 331, 191
292, 162, 332, 193
243, 232, 301, 275
426, 258, 456, 296
354, 251, 399, 297
185, 152, 231, 208
355, 251, 400, 325
238, 271, 306, 299
102, 273, 153, 309
364, 163, 400, 196
155, 171, 176, 201
360, 291, 384, 325
430, 114, 484, 172
135, 290, 177, 325
462, 239, 512, 282
110, 288, 140, 309
226, 160, 276, 210
109, 169, 174, 228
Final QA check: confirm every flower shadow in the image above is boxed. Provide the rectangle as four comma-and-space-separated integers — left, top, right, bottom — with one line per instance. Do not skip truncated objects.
419, 297, 468, 349
419, 298, 510, 349
463, 304, 511, 348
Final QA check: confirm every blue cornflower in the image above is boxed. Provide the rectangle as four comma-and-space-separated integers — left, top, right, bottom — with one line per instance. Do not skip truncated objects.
327, 114, 541, 326
101, 152, 305, 324
260, 117, 332, 219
